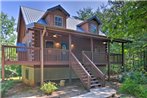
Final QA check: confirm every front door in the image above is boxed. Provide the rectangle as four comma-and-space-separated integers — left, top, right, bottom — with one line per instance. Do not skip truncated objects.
61, 42, 68, 61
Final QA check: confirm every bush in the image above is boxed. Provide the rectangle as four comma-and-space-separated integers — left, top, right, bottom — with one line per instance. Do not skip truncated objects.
119, 71, 147, 84
1, 80, 15, 97
40, 82, 58, 95
120, 78, 147, 98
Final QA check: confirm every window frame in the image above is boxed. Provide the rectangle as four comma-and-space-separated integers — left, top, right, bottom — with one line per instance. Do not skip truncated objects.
89, 23, 97, 34
45, 40, 54, 48
54, 15, 63, 27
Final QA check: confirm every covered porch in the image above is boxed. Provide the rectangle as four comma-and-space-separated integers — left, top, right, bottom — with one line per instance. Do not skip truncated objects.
1, 24, 131, 85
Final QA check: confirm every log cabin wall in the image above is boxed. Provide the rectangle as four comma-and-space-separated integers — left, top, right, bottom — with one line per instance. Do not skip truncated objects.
80, 23, 89, 33
72, 36, 91, 62
18, 11, 26, 43
93, 39, 107, 53
45, 10, 67, 28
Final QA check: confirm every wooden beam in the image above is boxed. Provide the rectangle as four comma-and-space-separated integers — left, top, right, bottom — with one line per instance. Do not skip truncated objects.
40, 26, 46, 85
1, 45, 5, 81
122, 43, 124, 72
107, 42, 110, 81
91, 38, 93, 61
69, 34, 72, 84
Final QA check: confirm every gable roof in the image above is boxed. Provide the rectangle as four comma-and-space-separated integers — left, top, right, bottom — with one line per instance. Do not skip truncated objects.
77, 15, 102, 27
19, 6, 106, 36
20, 6, 45, 25
42, 5, 70, 18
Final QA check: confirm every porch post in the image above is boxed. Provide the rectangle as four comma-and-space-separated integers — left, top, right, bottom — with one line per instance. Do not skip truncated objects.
122, 42, 124, 72
69, 34, 72, 84
90, 38, 93, 61
107, 42, 110, 81
2, 45, 5, 81
40, 27, 46, 85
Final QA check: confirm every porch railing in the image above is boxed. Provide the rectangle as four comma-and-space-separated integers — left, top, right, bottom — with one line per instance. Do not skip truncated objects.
70, 52, 91, 89
110, 53, 122, 64
82, 51, 106, 86
2, 45, 69, 65
2, 45, 40, 64
44, 48, 69, 62
83, 51, 108, 65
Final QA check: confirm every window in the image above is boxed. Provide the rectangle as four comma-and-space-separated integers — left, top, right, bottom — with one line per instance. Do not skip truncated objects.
46, 41, 54, 48
90, 23, 97, 33
25, 68, 29, 80
54, 16, 63, 27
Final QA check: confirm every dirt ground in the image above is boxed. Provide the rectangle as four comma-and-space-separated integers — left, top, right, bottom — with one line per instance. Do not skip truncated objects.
3, 79, 134, 98
4, 80, 88, 98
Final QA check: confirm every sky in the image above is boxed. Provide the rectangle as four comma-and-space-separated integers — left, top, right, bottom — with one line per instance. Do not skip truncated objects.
1, 0, 108, 23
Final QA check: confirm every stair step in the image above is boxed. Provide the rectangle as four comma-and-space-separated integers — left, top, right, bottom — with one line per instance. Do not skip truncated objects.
90, 83, 101, 88
91, 77, 96, 80
91, 80, 99, 83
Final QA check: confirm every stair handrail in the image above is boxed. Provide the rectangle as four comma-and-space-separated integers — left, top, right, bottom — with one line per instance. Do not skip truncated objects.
82, 51, 106, 86
70, 52, 91, 89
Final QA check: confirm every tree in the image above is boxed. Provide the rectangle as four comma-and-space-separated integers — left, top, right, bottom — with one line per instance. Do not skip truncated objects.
75, 1, 147, 71
0, 12, 21, 78
0, 12, 16, 45
76, 8, 94, 20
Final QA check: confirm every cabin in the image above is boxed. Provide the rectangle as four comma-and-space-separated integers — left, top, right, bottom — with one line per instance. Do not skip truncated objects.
1, 5, 131, 90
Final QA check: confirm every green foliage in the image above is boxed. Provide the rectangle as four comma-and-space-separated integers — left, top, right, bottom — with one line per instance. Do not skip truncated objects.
40, 82, 58, 94
4, 65, 21, 78
0, 12, 21, 79
0, 12, 16, 45
120, 78, 147, 98
76, 8, 94, 20
76, 1, 147, 72
119, 70, 147, 83
1, 80, 15, 97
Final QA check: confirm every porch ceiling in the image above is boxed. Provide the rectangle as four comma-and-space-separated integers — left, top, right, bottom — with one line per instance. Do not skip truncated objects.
28, 23, 132, 43
29, 23, 110, 41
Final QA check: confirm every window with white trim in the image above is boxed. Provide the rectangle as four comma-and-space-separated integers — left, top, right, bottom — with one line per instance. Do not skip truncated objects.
54, 16, 63, 27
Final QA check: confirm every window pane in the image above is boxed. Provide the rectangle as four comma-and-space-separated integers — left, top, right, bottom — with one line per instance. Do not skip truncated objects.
46, 41, 54, 48
55, 16, 63, 27
90, 24, 97, 33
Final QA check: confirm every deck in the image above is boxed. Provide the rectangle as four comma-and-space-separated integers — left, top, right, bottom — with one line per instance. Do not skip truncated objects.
2, 45, 122, 66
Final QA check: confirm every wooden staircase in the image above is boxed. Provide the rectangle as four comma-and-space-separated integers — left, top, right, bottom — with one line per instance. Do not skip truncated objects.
70, 52, 106, 90
85, 67, 102, 88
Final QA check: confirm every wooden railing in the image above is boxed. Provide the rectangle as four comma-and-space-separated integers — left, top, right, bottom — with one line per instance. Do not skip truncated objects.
2, 45, 40, 65
83, 51, 108, 65
44, 48, 69, 62
2, 45, 69, 65
82, 51, 106, 86
70, 52, 91, 90
110, 53, 122, 64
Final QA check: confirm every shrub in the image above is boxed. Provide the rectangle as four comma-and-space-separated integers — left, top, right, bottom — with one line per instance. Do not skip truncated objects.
119, 71, 147, 84
1, 80, 15, 97
120, 78, 147, 98
40, 82, 58, 95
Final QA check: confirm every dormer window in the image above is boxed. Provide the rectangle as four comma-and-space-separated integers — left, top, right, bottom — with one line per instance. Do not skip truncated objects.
90, 23, 97, 33
54, 16, 63, 27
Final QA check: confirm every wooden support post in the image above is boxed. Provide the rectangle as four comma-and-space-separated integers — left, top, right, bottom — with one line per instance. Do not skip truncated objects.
122, 43, 124, 72
69, 34, 72, 84
2, 45, 5, 81
107, 42, 110, 81
40, 27, 46, 85
90, 38, 93, 61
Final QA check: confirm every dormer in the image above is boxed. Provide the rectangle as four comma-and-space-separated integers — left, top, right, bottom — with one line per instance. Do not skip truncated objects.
77, 16, 102, 34
41, 5, 70, 28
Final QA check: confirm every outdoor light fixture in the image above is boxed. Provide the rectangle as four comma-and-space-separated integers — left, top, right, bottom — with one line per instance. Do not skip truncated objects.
53, 34, 57, 38
55, 42, 60, 48
71, 44, 74, 49
103, 42, 106, 44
